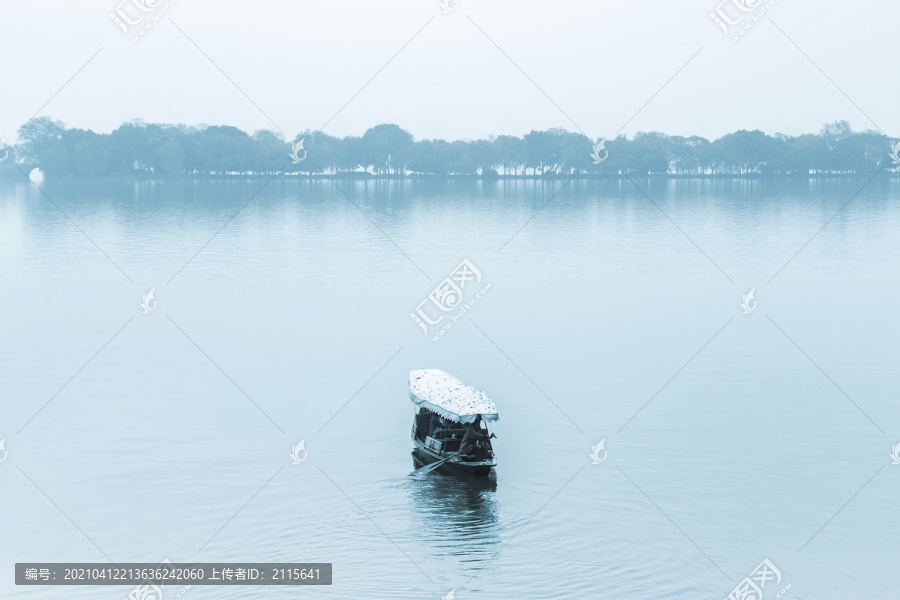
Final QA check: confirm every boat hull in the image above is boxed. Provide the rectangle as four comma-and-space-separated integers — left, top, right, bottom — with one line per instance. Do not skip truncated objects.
412, 437, 495, 476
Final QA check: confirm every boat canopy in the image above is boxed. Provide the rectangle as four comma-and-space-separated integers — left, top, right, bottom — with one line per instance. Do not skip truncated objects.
409, 369, 498, 424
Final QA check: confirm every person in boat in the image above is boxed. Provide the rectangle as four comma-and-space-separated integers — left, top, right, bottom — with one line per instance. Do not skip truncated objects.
459, 414, 495, 461
429, 411, 445, 436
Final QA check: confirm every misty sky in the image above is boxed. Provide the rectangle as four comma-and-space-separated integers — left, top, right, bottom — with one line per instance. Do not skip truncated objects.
1, 0, 896, 143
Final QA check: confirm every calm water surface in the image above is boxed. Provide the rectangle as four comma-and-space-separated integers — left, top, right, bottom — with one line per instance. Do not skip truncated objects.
1, 177, 898, 599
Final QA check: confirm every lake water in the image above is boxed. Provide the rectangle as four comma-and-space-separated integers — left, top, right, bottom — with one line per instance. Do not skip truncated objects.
1, 176, 898, 600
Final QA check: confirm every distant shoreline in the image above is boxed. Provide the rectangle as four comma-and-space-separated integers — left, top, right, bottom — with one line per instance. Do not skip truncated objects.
7, 118, 898, 179
2, 171, 897, 182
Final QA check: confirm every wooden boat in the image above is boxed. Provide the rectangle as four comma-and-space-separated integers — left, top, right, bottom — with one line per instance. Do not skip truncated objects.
409, 369, 498, 476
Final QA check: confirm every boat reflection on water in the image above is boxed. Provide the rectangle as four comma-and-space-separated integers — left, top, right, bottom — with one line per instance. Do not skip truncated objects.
408, 452, 500, 566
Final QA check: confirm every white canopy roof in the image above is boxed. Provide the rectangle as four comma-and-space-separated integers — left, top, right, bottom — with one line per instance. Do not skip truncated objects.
409, 369, 498, 424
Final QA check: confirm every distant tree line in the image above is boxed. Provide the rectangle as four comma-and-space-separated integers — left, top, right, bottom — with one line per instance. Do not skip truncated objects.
3, 117, 897, 177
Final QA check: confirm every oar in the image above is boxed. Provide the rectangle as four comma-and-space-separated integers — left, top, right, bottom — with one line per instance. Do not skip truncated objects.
410, 455, 454, 475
